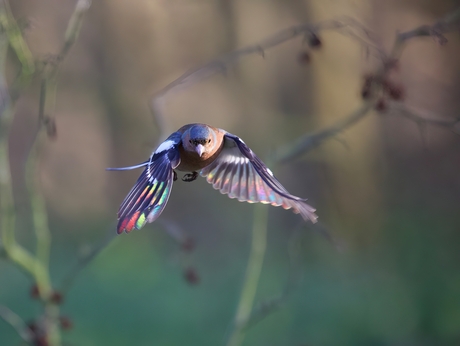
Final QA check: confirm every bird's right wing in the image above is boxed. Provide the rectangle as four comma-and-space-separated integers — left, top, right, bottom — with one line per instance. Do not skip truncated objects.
108, 133, 182, 234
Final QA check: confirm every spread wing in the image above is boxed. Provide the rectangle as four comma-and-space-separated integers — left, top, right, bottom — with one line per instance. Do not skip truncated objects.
200, 132, 317, 223
108, 133, 182, 234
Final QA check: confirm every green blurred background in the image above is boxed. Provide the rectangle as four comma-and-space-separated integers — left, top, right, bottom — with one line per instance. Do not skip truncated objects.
1, 0, 460, 345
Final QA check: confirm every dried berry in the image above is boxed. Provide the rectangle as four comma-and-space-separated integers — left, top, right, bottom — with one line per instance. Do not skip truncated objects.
46, 119, 57, 140
34, 336, 49, 346
44, 116, 57, 140
50, 291, 63, 305
297, 51, 311, 65
361, 74, 375, 99
361, 86, 371, 99
27, 321, 38, 334
59, 316, 73, 330
387, 84, 405, 101
181, 237, 195, 253
384, 58, 399, 71
308, 33, 322, 49
375, 98, 388, 113
381, 77, 405, 101
30, 285, 40, 299
363, 73, 375, 87
184, 267, 200, 285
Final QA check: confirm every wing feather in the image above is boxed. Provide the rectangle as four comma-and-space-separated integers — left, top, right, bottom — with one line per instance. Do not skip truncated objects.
220, 159, 235, 194
235, 159, 245, 197
200, 133, 317, 223
246, 162, 257, 203
228, 161, 241, 199
114, 133, 181, 234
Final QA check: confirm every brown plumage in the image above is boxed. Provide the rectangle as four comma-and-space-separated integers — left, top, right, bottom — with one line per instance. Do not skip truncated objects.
177, 124, 225, 172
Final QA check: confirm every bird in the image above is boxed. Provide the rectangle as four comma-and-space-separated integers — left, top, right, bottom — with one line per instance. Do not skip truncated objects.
108, 123, 318, 234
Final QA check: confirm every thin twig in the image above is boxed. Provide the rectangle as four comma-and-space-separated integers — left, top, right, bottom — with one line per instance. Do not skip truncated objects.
0, 19, 9, 116
38, 0, 91, 124
59, 226, 116, 295
0, 1, 34, 71
0, 0, 34, 101
389, 103, 460, 130
228, 223, 305, 334
391, 7, 460, 58
225, 219, 346, 334
273, 102, 375, 163
225, 204, 268, 346
0, 0, 44, 284
0, 305, 34, 342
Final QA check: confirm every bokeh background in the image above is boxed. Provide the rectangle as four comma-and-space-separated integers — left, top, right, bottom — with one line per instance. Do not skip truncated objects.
2, 0, 460, 345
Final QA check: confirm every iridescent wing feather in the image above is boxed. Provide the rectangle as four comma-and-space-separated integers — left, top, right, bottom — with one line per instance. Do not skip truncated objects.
109, 133, 181, 234
200, 133, 318, 223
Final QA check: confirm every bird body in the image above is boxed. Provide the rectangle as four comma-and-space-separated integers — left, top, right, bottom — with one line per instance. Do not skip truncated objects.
108, 123, 317, 234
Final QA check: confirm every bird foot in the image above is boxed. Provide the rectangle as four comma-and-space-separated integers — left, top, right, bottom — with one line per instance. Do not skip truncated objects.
173, 170, 178, 181
182, 171, 198, 182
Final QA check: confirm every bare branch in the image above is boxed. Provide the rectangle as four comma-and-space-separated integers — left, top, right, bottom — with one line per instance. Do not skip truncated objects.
0, 0, 34, 95
225, 205, 268, 346
28, 0, 92, 290
38, 0, 92, 125
157, 219, 192, 245
149, 18, 384, 137
277, 7, 460, 163
389, 103, 460, 131
391, 7, 460, 57
0, 305, 34, 342
62, 0, 92, 58
59, 227, 115, 295
273, 102, 375, 163
0, 0, 43, 284
228, 223, 305, 334
0, 25, 9, 116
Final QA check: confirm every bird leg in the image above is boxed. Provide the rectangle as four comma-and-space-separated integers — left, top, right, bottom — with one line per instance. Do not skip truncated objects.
173, 170, 178, 181
182, 171, 198, 182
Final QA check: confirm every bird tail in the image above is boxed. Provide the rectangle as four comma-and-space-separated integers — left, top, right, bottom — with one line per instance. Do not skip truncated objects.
106, 161, 149, 171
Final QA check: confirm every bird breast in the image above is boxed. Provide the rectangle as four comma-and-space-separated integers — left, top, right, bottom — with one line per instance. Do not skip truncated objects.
177, 143, 223, 172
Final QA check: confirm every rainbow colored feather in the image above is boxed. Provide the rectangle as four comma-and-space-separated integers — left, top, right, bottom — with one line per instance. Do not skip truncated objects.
116, 152, 176, 234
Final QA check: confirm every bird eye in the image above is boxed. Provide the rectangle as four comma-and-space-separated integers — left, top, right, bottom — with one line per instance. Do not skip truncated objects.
208, 139, 211, 143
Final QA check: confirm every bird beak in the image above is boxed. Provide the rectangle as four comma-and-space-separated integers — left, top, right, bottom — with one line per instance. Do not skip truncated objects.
195, 144, 205, 157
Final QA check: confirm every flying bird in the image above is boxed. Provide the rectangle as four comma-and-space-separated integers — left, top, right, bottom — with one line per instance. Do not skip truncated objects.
108, 123, 317, 234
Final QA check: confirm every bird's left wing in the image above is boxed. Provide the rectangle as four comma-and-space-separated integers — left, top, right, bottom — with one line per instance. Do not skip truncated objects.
108, 133, 182, 234
200, 132, 317, 223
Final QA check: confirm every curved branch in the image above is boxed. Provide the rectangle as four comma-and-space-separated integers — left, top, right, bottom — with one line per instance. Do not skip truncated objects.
0, 305, 34, 343
273, 102, 375, 163
149, 18, 379, 137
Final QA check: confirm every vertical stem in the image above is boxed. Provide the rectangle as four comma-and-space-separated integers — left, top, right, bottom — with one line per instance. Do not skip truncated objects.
0, 123, 15, 248
1, 0, 34, 93
0, 4, 37, 278
27, 132, 60, 346
29, 130, 52, 282
226, 204, 268, 346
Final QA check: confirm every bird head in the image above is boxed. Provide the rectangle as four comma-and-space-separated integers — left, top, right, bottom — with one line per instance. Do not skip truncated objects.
183, 124, 216, 157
